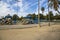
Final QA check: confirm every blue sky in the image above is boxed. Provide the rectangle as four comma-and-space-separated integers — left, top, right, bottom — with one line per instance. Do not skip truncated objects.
0, 0, 58, 17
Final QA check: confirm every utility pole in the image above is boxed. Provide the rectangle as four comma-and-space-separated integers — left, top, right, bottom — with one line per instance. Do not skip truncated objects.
48, 0, 50, 26
38, 0, 41, 28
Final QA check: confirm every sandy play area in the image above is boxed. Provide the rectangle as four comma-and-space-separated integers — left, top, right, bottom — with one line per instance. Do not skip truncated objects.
0, 25, 60, 40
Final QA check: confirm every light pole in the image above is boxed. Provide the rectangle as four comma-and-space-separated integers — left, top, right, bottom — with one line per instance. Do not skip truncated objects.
38, 0, 41, 27
48, 0, 50, 26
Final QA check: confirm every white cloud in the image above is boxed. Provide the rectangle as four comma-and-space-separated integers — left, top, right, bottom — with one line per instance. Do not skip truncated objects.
18, 1, 38, 17
0, 0, 59, 17
0, 0, 23, 17
0, 0, 47, 17
0, 1, 13, 17
22, 2, 38, 11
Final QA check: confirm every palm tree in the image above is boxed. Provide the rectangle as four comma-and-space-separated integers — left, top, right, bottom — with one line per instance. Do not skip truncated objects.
38, 0, 41, 27
31, 13, 36, 20
49, 11, 54, 21
48, 0, 60, 26
49, 0, 60, 14
41, 7, 45, 14
48, 0, 50, 26
58, 0, 60, 4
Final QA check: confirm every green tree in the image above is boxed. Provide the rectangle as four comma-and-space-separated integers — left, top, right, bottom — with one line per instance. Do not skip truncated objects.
40, 14, 44, 19
27, 14, 32, 17
47, 11, 54, 21
27, 13, 36, 20
48, 0, 60, 14
31, 13, 36, 20
12, 14, 19, 20
54, 13, 60, 20
37, 14, 45, 19
27, 14, 32, 19
20, 16, 24, 20
46, 14, 49, 20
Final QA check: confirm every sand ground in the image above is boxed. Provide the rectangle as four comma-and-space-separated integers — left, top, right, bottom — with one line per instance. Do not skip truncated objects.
0, 24, 60, 40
